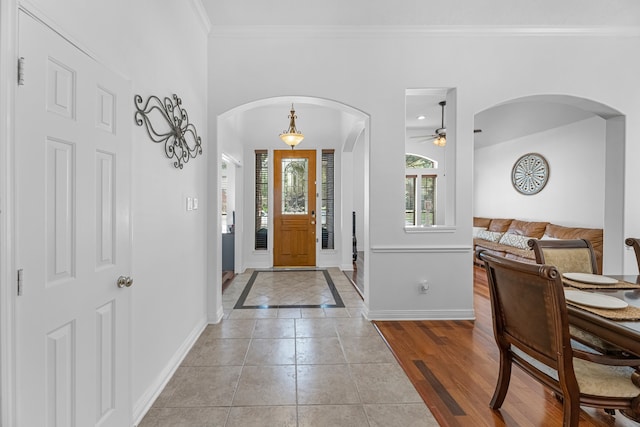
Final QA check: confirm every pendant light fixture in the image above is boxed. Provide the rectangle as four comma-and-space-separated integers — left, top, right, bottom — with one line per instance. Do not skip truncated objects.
280, 103, 304, 149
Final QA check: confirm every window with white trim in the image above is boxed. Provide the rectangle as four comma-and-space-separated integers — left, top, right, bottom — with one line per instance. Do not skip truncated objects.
405, 154, 437, 226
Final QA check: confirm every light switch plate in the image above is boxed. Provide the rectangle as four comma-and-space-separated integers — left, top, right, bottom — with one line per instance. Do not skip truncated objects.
186, 197, 193, 211
193, 197, 198, 210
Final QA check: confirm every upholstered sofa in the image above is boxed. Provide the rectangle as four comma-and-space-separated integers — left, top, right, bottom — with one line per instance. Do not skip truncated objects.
473, 217, 604, 273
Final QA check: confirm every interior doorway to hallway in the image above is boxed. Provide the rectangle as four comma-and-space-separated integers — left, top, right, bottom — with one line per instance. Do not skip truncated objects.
213, 96, 370, 319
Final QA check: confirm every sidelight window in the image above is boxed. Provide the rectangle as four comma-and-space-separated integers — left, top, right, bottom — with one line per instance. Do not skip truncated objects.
322, 150, 334, 249
255, 150, 268, 250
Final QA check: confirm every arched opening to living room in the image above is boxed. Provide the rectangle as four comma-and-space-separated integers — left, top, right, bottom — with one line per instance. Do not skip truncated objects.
473, 94, 624, 273
210, 96, 370, 320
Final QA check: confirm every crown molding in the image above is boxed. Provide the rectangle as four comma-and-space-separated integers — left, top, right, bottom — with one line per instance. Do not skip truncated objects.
190, 0, 211, 34
210, 25, 640, 38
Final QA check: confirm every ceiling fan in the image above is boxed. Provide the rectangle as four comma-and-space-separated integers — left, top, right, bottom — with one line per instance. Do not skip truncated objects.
411, 100, 482, 146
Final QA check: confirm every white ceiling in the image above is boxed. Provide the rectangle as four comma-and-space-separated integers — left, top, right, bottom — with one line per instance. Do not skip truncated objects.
405, 92, 446, 132
237, 103, 349, 149
472, 95, 626, 148
473, 101, 597, 148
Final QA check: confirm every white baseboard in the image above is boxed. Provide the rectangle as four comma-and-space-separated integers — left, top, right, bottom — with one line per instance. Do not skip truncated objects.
364, 308, 475, 321
214, 305, 224, 323
208, 303, 224, 324
132, 318, 208, 426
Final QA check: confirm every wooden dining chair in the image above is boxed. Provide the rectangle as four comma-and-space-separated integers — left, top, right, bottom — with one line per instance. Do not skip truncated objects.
478, 250, 640, 426
528, 238, 599, 275
625, 238, 640, 273
528, 238, 623, 355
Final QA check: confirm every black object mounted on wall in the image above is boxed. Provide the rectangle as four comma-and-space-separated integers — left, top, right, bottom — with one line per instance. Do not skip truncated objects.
352, 211, 357, 262
134, 94, 203, 169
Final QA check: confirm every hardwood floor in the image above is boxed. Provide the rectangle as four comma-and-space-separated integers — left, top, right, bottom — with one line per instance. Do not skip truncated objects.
375, 265, 640, 427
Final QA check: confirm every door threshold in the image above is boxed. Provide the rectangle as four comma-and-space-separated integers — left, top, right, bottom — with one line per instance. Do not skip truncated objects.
268, 266, 321, 271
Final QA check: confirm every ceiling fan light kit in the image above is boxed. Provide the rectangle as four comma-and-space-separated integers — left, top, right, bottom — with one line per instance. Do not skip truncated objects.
433, 101, 447, 146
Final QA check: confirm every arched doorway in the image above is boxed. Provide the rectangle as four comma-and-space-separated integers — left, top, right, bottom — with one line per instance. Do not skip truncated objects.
209, 97, 370, 320
474, 94, 624, 273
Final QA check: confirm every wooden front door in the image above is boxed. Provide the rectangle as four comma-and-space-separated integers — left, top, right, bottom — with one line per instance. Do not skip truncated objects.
15, 12, 132, 426
273, 150, 317, 266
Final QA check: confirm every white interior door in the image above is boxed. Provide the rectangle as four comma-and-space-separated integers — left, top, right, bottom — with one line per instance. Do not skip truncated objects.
15, 11, 132, 427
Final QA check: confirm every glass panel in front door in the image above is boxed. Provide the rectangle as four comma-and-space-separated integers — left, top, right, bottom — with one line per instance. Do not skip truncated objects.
282, 158, 308, 214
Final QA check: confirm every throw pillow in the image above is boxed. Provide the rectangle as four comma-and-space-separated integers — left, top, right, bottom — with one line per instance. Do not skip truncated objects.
499, 233, 533, 250
476, 229, 504, 243
473, 226, 487, 238
540, 234, 559, 240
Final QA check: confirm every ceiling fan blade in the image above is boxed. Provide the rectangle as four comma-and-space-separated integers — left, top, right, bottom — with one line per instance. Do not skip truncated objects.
410, 134, 437, 139
414, 137, 437, 143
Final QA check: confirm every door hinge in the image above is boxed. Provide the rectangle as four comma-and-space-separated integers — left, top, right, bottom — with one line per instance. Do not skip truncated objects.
17, 269, 23, 296
17, 57, 25, 86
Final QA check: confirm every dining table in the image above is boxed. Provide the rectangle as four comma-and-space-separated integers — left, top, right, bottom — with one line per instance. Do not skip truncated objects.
565, 274, 640, 357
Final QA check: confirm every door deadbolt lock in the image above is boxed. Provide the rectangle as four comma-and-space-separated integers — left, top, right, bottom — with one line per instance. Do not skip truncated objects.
117, 276, 133, 288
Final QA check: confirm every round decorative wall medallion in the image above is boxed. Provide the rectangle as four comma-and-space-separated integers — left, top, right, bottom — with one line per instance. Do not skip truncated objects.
511, 153, 549, 195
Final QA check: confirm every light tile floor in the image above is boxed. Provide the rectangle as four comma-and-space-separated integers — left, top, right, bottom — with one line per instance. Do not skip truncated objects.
139, 268, 439, 426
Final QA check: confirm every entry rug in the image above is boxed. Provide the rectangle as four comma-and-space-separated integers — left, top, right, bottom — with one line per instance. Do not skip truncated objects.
234, 269, 345, 309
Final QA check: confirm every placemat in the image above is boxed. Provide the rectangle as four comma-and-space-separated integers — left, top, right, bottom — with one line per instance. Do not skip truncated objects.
566, 298, 640, 321
562, 278, 640, 290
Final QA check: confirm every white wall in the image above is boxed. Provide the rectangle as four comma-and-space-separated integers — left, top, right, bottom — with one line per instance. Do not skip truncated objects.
474, 116, 606, 228
207, 26, 640, 318
353, 132, 366, 252
126, 7, 209, 421
18, 0, 211, 421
